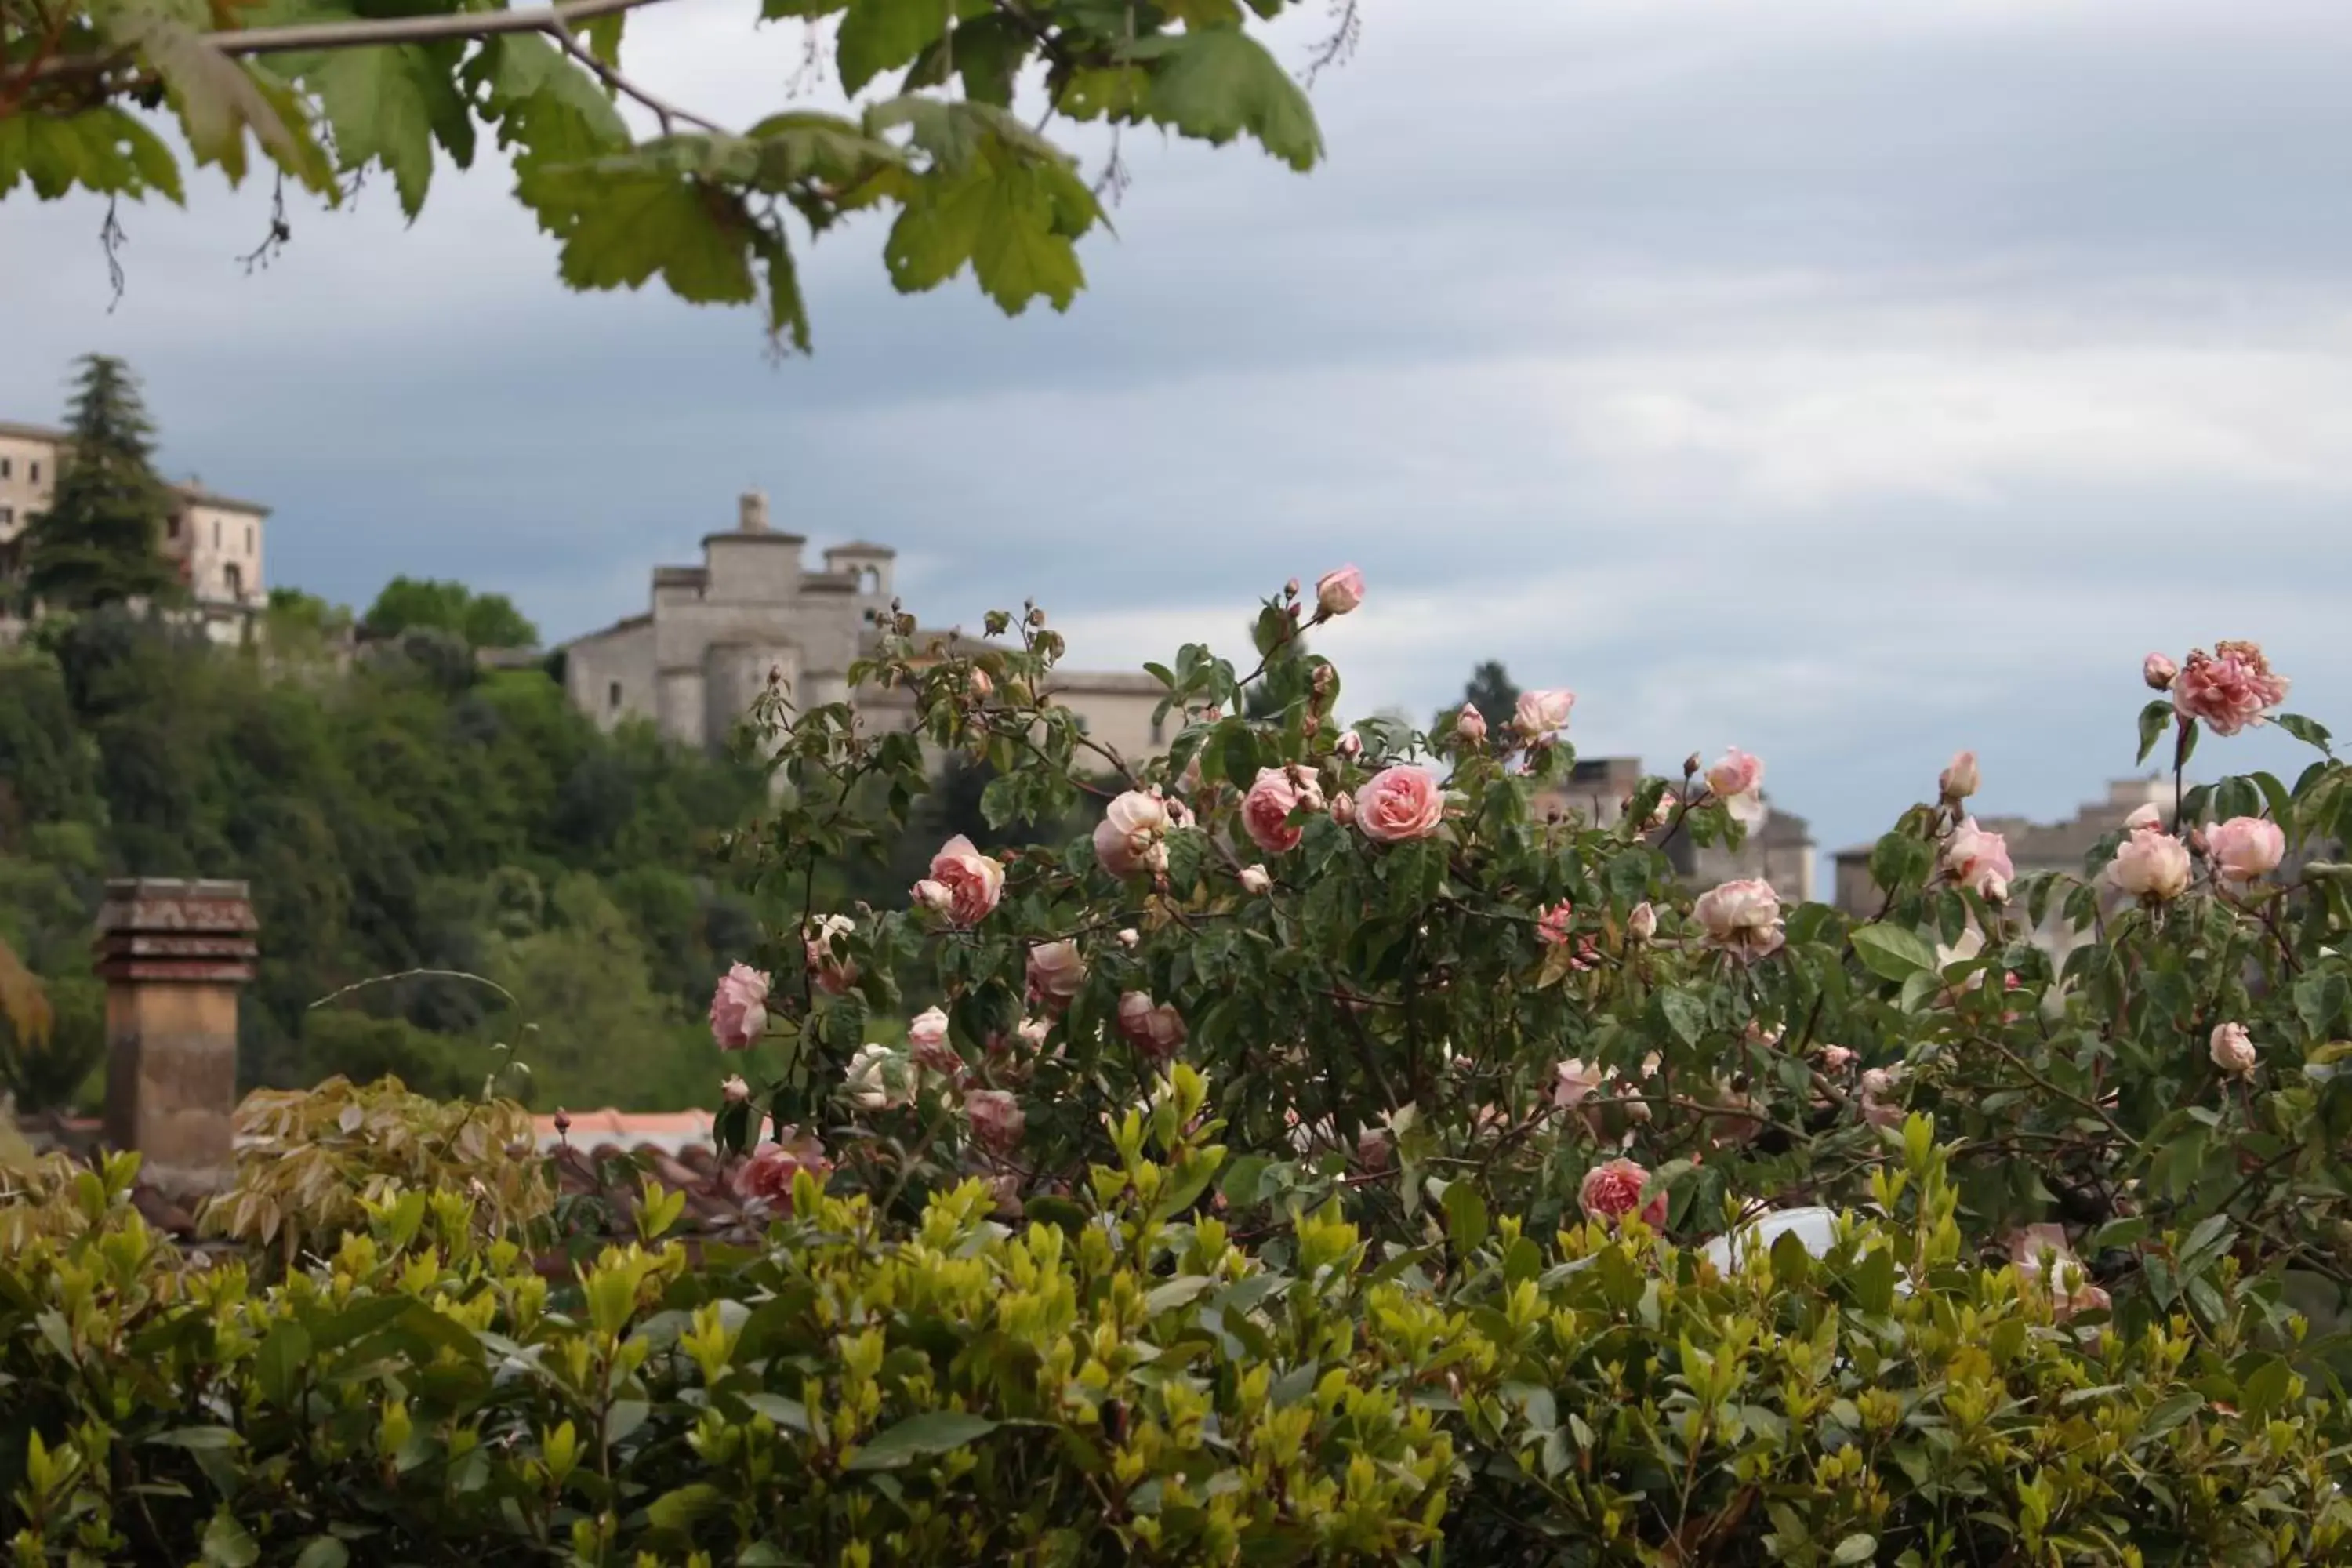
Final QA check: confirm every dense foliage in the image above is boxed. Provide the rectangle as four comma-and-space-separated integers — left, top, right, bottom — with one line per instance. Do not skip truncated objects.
0, 601, 780, 1113
7, 1073, 2349, 1564
361, 575, 540, 651
0, 0, 1342, 347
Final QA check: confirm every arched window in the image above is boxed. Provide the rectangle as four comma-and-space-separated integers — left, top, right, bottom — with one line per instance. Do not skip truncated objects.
860, 566, 880, 594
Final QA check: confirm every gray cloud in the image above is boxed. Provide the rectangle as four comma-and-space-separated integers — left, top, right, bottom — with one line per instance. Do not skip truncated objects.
5, 0, 2350, 870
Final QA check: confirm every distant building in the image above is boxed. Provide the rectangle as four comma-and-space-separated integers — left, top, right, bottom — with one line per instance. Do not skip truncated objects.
0, 419, 268, 644
560, 492, 1167, 762
1534, 755, 1818, 903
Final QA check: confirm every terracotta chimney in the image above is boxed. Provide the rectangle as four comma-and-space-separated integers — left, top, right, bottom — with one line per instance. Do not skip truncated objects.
94, 879, 259, 1199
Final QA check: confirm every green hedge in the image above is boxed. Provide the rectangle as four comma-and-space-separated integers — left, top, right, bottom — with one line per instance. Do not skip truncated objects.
5, 1073, 2347, 1566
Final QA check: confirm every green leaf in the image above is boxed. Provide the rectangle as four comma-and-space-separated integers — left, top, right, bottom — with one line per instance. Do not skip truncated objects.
2136, 699, 2176, 766
147, 1426, 243, 1452
2139, 1390, 2204, 1440
2276, 713, 2333, 755
1134, 27, 1323, 171
1657, 988, 1708, 1049
648, 1481, 728, 1532
739, 1392, 812, 1432
1441, 1180, 1489, 1255
296, 42, 474, 216
521, 162, 762, 307
486, 34, 631, 165
293, 1538, 350, 1568
838, 0, 952, 96
1852, 924, 1937, 983
202, 1511, 260, 1568
1835, 1535, 1878, 1566
969, 163, 1089, 314
1144, 1275, 1214, 1315
0, 108, 185, 204
845, 1410, 999, 1471
106, 2, 335, 192
253, 1320, 311, 1406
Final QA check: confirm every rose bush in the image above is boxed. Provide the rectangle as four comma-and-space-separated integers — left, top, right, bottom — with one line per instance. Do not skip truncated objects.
703, 579, 2352, 1390
9, 569, 2352, 1561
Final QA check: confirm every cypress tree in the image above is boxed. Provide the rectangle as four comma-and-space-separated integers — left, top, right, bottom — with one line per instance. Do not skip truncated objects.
24, 354, 179, 611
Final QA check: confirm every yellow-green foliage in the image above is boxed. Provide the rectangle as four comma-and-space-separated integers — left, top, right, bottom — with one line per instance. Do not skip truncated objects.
0, 1074, 2347, 1566
198, 1075, 551, 1264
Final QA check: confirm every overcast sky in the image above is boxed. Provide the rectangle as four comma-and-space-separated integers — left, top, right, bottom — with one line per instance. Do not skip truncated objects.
5, 0, 2347, 865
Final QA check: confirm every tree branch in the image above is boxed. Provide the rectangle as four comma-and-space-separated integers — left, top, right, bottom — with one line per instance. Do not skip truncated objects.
18, 0, 672, 86
545, 9, 726, 136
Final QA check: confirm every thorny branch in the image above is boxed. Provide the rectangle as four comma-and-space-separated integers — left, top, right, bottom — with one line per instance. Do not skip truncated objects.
1300, 0, 1360, 89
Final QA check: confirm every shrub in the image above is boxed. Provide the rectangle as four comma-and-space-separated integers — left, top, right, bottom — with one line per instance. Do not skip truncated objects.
3, 1074, 2347, 1564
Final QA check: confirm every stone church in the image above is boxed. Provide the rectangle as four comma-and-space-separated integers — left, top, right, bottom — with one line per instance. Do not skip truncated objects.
559, 492, 1166, 759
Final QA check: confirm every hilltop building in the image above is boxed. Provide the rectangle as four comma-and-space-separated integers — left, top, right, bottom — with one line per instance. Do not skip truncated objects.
1534, 755, 1818, 902
559, 492, 1167, 760
0, 419, 268, 644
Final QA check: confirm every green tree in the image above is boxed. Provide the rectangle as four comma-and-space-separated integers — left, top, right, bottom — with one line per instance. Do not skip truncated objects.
21, 354, 178, 612
1457, 659, 1519, 733
362, 576, 539, 649
0, 0, 1334, 350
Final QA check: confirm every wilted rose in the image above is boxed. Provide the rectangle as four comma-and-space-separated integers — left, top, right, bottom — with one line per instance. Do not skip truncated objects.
804, 913, 857, 996
906, 1006, 960, 1077
2209, 1021, 2258, 1076
1025, 938, 1087, 1007
1939, 750, 1980, 802
1693, 879, 1784, 963
2143, 652, 2178, 691
1093, 789, 1172, 878
733, 1128, 831, 1211
964, 1089, 1026, 1153
1943, 818, 2014, 903
2172, 640, 2290, 736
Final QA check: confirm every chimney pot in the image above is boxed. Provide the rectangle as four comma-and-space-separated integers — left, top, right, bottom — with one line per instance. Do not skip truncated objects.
739, 492, 769, 534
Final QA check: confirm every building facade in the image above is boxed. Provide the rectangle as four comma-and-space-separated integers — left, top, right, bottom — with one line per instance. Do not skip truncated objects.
1534, 755, 1819, 903
0, 419, 268, 643
561, 492, 1168, 761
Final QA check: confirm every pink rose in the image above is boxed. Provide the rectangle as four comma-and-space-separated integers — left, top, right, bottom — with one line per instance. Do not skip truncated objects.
1116, 927, 1140, 949
2006, 1224, 2109, 1320
1316, 564, 1365, 616
1093, 789, 1172, 878
2207, 817, 2285, 884
733, 1128, 830, 1211
964, 1089, 1025, 1154
1552, 1058, 1605, 1109
720, 1074, 750, 1104
1513, 689, 1575, 738
2143, 652, 2178, 691
1330, 792, 1356, 827
1859, 1067, 1903, 1128
844, 1043, 912, 1111
2209, 1021, 2257, 1076
1626, 901, 1658, 942
2173, 640, 2290, 737
1704, 748, 1766, 826
2110, 826, 2191, 902
910, 878, 954, 915
1939, 750, 1980, 802
1025, 938, 1087, 1007
906, 1006, 960, 1077
925, 835, 1005, 925
2123, 802, 2163, 833
804, 914, 858, 996
1355, 766, 1444, 844
1239, 865, 1273, 895
1535, 900, 1575, 946
968, 666, 993, 700
1579, 1158, 1667, 1229
1017, 1016, 1054, 1051
1456, 706, 1489, 746
1242, 767, 1322, 855
709, 963, 772, 1051
1117, 991, 1188, 1062
1942, 818, 2014, 903
1817, 1044, 1857, 1073
1335, 730, 1363, 760
1693, 879, 1785, 963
